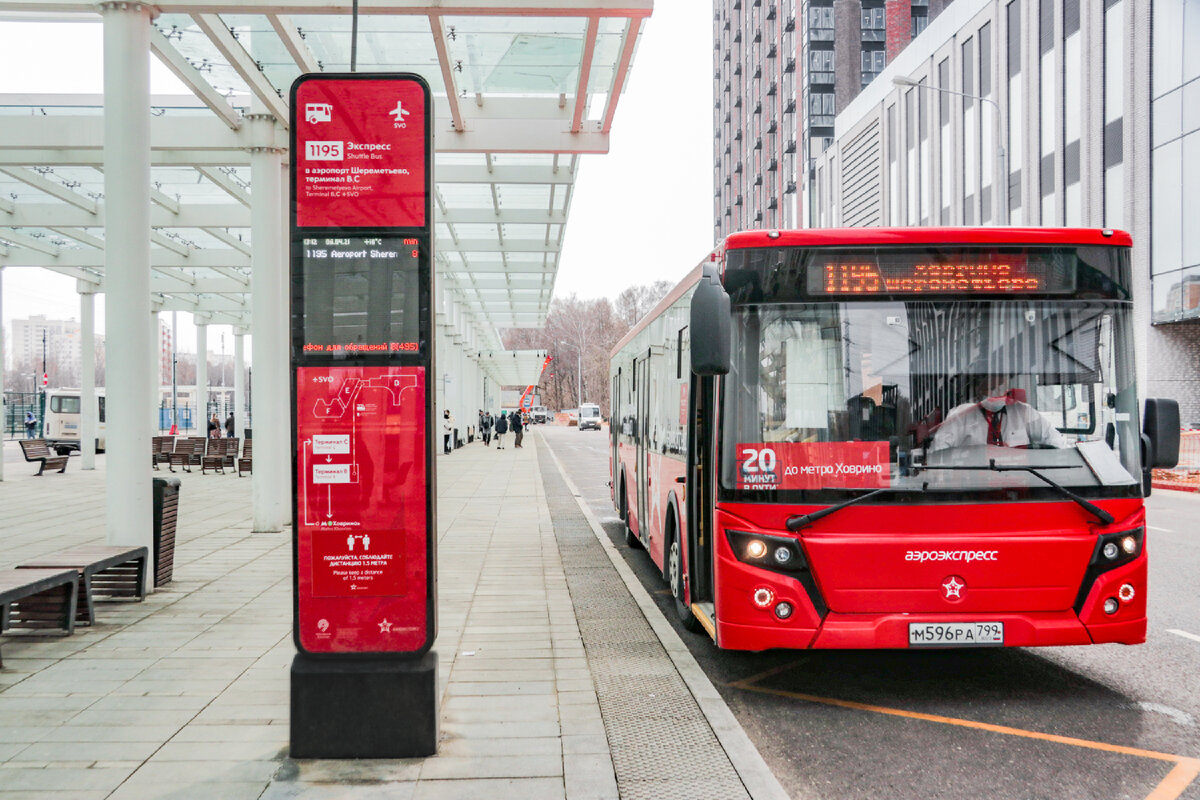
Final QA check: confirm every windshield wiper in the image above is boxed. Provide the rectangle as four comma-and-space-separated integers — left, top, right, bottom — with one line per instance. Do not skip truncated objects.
913, 459, 1114, 525
786, 487, 903, 532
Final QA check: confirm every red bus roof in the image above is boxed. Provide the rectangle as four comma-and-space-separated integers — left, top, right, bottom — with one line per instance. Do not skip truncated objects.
724, 227, 1133, 250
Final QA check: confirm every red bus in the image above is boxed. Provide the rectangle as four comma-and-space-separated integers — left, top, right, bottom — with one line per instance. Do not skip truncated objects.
609, 228, 1180, 651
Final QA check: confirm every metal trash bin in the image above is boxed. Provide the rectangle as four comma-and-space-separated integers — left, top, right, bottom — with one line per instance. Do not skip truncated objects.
152, 477, 181, 587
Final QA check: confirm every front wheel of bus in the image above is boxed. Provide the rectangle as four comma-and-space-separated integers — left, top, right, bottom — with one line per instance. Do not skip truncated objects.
668, 537, 703, 633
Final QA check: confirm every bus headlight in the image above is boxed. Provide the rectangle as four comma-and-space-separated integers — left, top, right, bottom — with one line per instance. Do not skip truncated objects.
1102, 542, 1119, 560
726, 530, 808, 576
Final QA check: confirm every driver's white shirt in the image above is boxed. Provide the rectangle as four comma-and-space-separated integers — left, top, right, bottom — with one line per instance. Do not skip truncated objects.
929, 401, 1068, 452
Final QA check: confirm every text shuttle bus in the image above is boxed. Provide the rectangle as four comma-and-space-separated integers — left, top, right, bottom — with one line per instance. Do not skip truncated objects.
609, 228, 1180, 651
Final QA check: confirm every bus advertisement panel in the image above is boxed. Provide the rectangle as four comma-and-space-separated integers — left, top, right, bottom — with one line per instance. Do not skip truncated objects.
610, 228, 1179, 652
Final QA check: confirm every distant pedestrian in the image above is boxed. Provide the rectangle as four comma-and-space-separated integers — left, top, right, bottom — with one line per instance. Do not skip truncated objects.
443, 409, 455, 455
511, 410, 524, 448
480, 411, 493, 446
24, 410, 37, 439
225, 413, 235, 438
494, 410, 508, 449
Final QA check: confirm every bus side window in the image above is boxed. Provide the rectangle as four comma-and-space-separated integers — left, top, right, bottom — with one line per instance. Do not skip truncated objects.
99, 397, 106, 423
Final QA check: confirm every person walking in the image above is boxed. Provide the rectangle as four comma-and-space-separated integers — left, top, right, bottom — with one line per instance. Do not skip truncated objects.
480, 410, 493, 446
208, 413, 221, 438
511, 410, 524, 448
225, 413, 235, 438
24, 409, 37, 439
494, 410, 508, 449
442, 409, 455, 455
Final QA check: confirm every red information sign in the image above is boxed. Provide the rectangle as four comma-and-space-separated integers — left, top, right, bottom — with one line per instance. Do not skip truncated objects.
735, 441, 891, 491
294, 77, 428, 228
295, 366, 429, 654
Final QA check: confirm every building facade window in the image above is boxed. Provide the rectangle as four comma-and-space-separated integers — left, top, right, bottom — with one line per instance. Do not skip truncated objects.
962, 36, 976, 225
888, 103, 900, 225
938, 57, 952, 224
1103, 0, 1123, 229
1007, 0, 1023, 225
1039, 0, 1056, 225
1063, 0, 1082, 225
979, 21, 993, 224
1151, 0, 1200, 322
906, 88, 917, 225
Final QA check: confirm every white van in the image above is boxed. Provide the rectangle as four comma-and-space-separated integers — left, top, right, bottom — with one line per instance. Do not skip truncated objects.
43, 388, 106, 455
578, 402, 601, 431
531, 405, 548, 424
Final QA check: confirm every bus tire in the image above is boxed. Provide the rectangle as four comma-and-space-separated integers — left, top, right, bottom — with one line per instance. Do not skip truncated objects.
668, 534, 703, 633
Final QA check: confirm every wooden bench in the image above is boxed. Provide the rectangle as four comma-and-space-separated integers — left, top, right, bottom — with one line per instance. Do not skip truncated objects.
237, 438, 252, 476
222, 438, 241, 472
18, 439, 69, 476
17, 546, 148, 626
168, 437, 205, 473
151, 435, 175, 470
0, 568, 79, 667
201, 437, 228, 474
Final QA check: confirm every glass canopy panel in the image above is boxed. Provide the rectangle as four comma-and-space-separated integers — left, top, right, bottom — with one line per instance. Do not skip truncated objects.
501, 223, 552, 239
494, 184, 552, 208
587, 18, 628, 95
488, 153, 557, 167
290, 16, 445, 91
155, 15, 254, 99
451, 223, 503, 238
438, 184, 496, 205
220, 15, 298, 96
443, 16, 587, 97
435, 153, 488, 167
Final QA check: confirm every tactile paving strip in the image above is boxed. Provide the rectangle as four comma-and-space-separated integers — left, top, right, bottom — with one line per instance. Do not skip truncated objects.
539, 458, 752, 800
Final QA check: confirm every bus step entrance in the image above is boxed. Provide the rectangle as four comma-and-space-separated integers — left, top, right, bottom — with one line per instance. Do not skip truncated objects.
691, 603, 716, 641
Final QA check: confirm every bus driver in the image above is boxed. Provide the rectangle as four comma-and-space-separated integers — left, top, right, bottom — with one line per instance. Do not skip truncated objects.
929, 376, 1067, 453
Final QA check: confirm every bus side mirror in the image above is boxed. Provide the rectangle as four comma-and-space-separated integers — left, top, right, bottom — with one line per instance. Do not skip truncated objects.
1143, 397, 1180, 468
690, 263, 731, 376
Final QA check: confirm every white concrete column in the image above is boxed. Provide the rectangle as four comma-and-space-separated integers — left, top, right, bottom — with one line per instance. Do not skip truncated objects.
80, 287, 97, 470
0, 267, 5, 483
102, 1, 154, 572
150, 312, 160, 433
233, 329, 246, 443
195, 322, 208, 434
249, 112, 287, 532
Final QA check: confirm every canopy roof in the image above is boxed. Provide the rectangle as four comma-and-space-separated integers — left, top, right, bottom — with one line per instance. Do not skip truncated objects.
0, 0, 651, 358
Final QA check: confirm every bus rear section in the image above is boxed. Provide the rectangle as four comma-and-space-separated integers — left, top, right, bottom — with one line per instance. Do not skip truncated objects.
611, 227, 1179, 652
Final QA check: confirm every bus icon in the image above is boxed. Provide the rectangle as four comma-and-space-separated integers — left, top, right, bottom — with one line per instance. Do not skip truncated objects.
306, 103, 332, 123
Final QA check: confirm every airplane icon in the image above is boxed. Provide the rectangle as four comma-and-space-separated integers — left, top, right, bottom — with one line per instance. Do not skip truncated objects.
388, 101, 411, 122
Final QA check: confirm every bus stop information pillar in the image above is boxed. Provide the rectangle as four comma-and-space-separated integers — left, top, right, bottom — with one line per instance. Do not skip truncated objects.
288, 74, 437, 759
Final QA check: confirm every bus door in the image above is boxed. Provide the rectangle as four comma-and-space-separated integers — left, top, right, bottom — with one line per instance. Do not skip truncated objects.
636, 355, 650, 540
686, 373, 716, 613
611, 370, 621, 494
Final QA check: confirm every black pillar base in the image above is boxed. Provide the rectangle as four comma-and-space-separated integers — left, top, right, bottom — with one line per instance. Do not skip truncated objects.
290, 651, 438, 759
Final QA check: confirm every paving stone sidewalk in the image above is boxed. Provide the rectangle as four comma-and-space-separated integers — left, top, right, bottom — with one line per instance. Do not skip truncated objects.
0, 436, 771, 800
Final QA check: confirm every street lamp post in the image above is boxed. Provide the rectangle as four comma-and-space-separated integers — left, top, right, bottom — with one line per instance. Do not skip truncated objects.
893, 76, 1008, 226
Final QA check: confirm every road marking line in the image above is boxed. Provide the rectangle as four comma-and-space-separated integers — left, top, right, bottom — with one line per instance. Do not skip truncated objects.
1147, 760, 1200, 800
1149, 525, 1174, 532
1167, 629, 1200, 644
729, 680, 1200, 800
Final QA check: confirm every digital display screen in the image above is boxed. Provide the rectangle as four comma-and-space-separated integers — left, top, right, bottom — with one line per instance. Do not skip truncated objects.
296, 234, 424, 357
808, 251, 1074, 295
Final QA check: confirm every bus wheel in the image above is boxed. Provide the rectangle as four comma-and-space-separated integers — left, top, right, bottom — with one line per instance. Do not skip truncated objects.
668, 536, 703, 633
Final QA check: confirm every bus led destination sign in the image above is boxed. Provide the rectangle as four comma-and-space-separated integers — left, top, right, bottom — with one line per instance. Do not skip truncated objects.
801, 249, 1079, 296
821, 261, 1040, 294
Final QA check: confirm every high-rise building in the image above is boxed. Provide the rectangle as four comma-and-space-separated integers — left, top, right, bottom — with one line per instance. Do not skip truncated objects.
10, 315, 81, 381
810, 0, 1200, 425
713, 0, 951, 239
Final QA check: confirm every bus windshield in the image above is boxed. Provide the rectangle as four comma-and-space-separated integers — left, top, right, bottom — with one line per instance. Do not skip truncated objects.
720, 300, 1142, 501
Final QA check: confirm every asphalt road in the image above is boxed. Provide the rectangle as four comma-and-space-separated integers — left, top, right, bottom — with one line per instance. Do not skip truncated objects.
536, 424, 1200, 800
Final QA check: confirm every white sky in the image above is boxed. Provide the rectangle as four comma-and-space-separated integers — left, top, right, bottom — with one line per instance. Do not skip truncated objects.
0, 1, 714, 358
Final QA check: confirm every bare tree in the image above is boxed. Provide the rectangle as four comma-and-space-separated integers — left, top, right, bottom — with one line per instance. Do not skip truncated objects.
501, 280, 674, 416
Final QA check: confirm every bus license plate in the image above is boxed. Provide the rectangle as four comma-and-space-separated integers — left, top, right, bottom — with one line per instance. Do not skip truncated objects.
908, 622, 1004, 647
